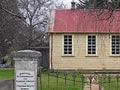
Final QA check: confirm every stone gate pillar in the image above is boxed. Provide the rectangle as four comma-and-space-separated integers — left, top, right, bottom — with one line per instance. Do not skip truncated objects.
13, 50, 41, 90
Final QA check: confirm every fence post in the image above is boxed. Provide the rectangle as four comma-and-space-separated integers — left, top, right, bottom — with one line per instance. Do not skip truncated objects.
116, 75, 119, 90
89, 75, 92, 90
98, 75, 102, 90
48, 72, 50, 90
72, 72, 76, 89
56, 71, 59, 90
81, 74, 84, 90
64, 72, 67, 87
108, 75, 111, 90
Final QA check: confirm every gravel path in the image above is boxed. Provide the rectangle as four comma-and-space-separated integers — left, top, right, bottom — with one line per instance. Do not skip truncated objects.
84, 83, 103, 90
84, 75, 104, 90
0, 80, 13, 90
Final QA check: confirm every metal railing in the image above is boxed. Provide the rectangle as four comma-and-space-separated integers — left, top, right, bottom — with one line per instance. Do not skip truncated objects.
38, 70, 120, 90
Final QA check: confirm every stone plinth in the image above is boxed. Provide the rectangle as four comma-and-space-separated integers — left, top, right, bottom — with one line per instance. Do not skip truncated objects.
13, 50, 41, 90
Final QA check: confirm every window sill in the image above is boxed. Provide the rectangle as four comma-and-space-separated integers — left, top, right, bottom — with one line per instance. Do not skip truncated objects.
86, 54, 98, 57
110, 55, 120, 57
62, 54, 74, 57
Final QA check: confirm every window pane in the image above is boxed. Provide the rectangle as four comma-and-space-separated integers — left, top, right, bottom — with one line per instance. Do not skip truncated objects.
112, 35, 120, 55
69, 42, 72, 44
88, 35, 96, 55
88, 52, 91, 54
64, 35, 72, 55
92, 52, 96, 54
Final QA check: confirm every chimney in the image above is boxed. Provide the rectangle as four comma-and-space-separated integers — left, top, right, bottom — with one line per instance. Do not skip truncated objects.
89, 0, 96, 8
71, 0, 76, 10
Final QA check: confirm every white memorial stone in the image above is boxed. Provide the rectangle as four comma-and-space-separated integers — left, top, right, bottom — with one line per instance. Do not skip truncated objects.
13, 50, 41, 90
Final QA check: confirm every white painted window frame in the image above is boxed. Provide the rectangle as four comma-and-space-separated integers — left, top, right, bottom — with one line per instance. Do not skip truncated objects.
110, 34, 120, 56
62, 34, 74, 56
86, 34, 98, 56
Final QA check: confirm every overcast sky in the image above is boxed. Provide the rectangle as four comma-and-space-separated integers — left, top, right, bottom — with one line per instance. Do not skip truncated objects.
63, 0, 79, 4
63, 0, 71, 4
62, 0, 79, 8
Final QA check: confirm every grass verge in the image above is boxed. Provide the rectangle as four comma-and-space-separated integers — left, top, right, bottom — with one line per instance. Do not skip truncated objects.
37, 72, 84, 90
0, 68, 14, 80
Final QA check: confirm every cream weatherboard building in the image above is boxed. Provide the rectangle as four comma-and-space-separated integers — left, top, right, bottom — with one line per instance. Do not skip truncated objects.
48, 9, 120, 71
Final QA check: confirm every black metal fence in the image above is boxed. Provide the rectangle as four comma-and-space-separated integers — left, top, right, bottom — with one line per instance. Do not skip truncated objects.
38, 70, 120, 90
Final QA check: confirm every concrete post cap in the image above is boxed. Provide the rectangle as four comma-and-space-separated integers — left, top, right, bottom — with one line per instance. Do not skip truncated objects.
12, 50, 41, 59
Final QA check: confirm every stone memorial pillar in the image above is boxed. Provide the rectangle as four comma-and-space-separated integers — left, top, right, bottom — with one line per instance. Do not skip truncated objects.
13, 50, 41, 90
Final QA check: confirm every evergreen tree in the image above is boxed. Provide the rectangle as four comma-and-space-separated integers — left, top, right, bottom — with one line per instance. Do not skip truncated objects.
77, 0, 120, 9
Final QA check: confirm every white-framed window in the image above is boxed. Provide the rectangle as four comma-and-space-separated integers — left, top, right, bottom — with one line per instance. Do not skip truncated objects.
63, 35, 73, 56
111, 35, 120, 55
87, 35, 97, 56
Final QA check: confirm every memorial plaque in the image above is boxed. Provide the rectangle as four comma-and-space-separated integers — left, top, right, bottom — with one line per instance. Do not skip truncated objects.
16, 71, 35, 90
13, 50, 41, 90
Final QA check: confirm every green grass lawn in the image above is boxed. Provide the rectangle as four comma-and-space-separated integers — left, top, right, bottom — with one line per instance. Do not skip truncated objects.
38, 72, 84, 90
0, 68, 14, 80
0, 68, 83, 90
0, 68, 119, 90
99, 75, 120, 90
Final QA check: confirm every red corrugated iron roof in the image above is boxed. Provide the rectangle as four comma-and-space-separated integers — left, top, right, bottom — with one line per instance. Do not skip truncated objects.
49, 9, 120, 33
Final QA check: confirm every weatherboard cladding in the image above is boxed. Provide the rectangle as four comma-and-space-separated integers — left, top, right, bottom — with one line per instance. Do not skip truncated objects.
49, 9, 120, 33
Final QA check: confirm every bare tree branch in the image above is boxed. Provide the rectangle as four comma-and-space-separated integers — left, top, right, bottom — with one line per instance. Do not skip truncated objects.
0, 4, 25, 19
